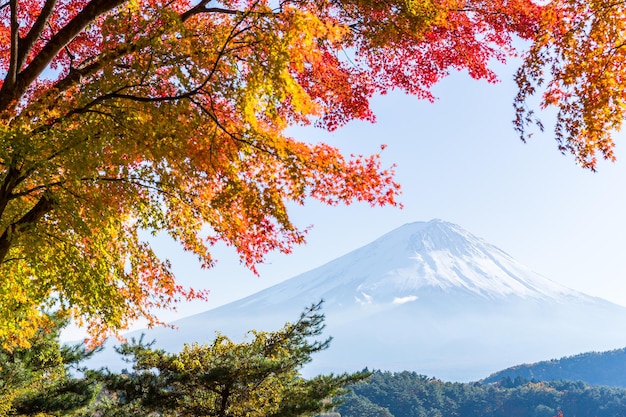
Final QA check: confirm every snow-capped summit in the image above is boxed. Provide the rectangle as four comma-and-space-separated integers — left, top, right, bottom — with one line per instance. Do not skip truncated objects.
92, 219, 626, 382
227, 219, 586, 312
355, 219, 578, 300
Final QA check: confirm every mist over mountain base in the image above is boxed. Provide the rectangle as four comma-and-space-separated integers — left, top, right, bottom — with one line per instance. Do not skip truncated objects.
88, 220, 626, 382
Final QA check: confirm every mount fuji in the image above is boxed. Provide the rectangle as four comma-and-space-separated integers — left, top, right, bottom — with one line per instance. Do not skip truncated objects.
93, 219, 626, 381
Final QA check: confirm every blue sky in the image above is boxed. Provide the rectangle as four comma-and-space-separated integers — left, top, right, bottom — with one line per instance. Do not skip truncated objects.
145, 61, 626, 325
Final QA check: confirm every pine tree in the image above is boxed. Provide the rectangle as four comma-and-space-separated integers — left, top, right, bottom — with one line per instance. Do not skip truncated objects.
0, 314, 98, 416
94, 302, 367, 416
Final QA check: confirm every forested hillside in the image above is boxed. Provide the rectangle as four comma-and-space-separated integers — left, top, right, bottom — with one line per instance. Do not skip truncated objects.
482, 348, 626, 387
336, 371, 626, 417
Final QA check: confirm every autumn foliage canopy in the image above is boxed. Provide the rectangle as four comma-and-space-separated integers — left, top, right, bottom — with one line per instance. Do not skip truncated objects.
0, 0, 623, 347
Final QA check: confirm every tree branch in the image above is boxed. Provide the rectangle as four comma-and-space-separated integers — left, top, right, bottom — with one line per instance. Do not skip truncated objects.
0, 165, 21, 220
181, 3, 277, 22
0, 192, 56, 264
6, 0, 19, 89
0, 0, 127, 113
18, 0, 58, 70
22, 42, 140, 123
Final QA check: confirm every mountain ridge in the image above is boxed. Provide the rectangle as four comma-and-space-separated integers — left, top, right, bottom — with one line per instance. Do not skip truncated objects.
90, 219, 626, 381
482, 347, 626, 387
213, 219, 597, 314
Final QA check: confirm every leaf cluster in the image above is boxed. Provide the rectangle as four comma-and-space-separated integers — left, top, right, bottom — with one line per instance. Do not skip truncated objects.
514, 0, 626, 169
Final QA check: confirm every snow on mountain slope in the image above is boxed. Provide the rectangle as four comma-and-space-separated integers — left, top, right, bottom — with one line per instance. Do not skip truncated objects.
225, 219, 590, 310
88, 219, 626, 382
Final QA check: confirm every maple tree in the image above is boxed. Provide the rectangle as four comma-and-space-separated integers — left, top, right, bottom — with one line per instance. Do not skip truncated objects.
0, 0, 622, 347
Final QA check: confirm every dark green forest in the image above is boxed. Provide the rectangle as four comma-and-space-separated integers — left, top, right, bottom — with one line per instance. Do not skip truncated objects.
337, 371, 626, 417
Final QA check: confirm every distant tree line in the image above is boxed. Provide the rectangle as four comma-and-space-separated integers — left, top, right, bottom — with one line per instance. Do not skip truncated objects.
337, 371, 626, 417
482, 348, 626, 387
